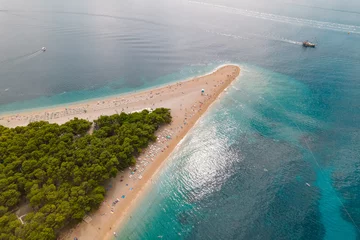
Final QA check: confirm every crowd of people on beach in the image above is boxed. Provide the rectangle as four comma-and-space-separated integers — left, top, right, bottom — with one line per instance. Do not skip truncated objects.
87, 75, 231, 223
0, 69, 238, 127
0, 84, 179, 125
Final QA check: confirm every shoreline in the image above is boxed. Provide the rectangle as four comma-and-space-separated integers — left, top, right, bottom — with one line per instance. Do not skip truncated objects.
109, 69, 239, 239
0, 64, 232, 117
1, 65, 240, 240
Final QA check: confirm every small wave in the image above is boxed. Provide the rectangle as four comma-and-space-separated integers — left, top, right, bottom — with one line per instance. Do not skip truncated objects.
189, 63, 208, 67
189, 1, 360, 34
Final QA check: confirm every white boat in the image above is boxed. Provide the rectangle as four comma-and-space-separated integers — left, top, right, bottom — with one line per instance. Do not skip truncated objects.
42, 47, 46, 52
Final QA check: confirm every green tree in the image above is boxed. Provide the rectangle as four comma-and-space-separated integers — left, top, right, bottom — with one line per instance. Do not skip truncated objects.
0, 108, 171, 239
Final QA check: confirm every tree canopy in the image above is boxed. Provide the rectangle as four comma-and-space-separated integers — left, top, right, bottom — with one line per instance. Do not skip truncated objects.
0, 108, 171, 240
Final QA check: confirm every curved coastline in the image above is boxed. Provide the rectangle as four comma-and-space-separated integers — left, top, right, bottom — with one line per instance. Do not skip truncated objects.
0, 64, 222, 116
2, 65, 240, 240
109, 65, 240, 240
0, 64, 239, 128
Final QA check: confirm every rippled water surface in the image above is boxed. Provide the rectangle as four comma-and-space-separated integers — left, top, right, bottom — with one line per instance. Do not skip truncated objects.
0, 0, 359, 239
120, 66, 359, 239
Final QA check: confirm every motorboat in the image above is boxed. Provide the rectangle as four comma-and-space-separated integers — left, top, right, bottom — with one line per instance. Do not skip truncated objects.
302, 41, 315, 48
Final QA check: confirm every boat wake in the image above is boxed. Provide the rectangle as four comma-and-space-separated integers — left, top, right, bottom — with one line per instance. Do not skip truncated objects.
1, 9, 167, 28
272, 37, 303, 45
189, 1, 360, 34
250, 33, 303, 45
0, 49, 43, 66
290, 3, 360, 16
206, 30, 303, 46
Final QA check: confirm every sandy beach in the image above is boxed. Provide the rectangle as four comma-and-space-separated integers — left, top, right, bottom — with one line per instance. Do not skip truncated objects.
0, 65, 240, 240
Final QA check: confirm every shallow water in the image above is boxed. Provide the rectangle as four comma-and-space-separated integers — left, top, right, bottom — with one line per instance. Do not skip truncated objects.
119, 65, 359, 239
0, 0, 359, 239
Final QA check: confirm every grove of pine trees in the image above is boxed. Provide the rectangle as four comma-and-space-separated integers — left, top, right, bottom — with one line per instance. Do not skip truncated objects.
0, 108, 172, 240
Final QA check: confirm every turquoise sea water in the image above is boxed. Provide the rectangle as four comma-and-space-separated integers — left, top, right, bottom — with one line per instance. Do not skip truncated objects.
0, 0, 360, 239
0, 63, 218, 114
119, 65, 359, 239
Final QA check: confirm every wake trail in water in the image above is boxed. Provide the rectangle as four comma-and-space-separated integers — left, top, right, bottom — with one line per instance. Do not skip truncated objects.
250, 33, 303, 45
51, 11, 169, 27
206, 30, 302, 46
1, 9, 168, 28
274, 38, 302, 45
20, 50, 43, 62
0, 49, 42, 66
189, 1, 360, 34
290, 3, 360, 16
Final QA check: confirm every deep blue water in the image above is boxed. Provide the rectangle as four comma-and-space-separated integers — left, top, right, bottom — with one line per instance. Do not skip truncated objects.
0, 0, 359, 239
